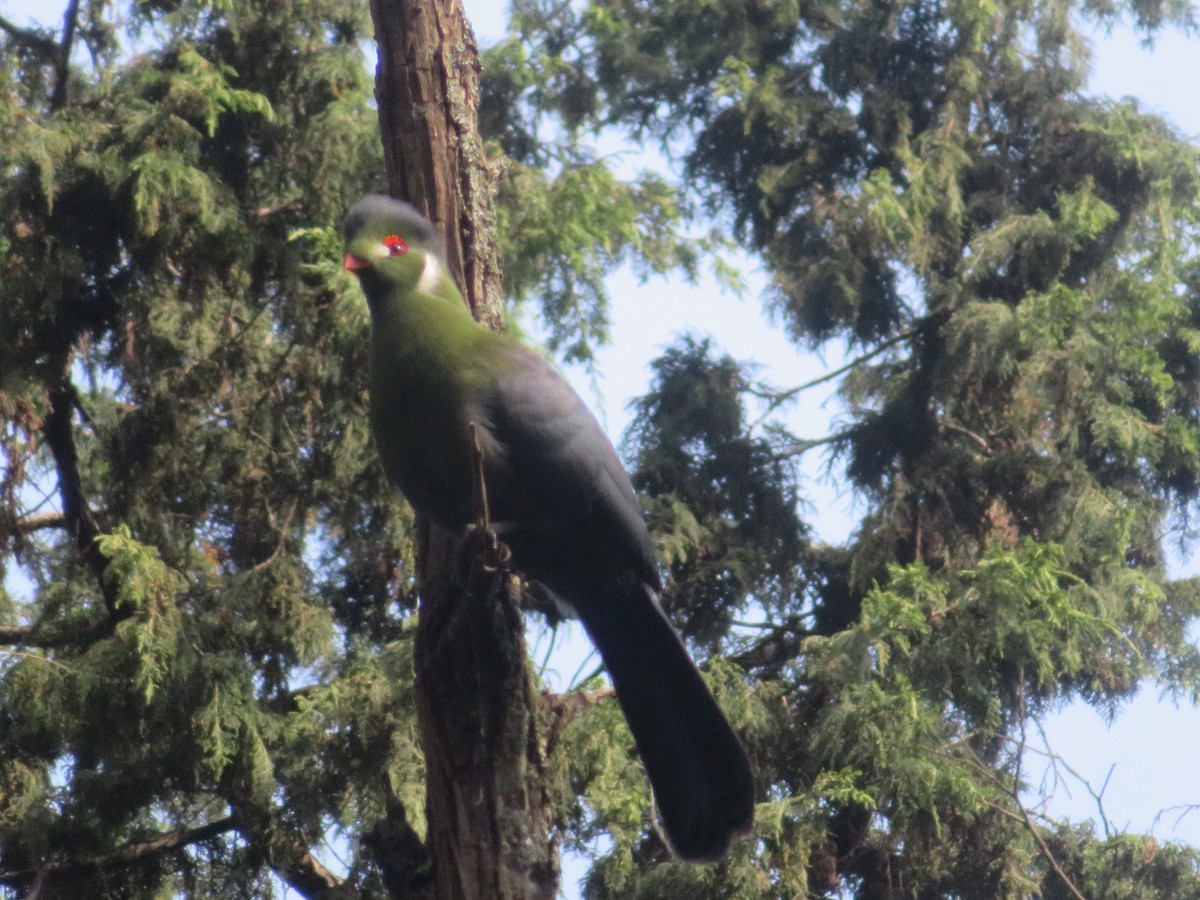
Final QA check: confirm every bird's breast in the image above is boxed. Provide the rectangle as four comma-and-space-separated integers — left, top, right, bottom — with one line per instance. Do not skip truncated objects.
368, 348, 483, 527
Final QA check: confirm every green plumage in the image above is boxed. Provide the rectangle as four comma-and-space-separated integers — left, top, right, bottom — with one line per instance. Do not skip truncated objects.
344, 195, 753, 861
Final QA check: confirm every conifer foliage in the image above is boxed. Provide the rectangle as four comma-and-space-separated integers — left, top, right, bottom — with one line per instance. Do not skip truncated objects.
493, 0, 1200, 895
0, 1, 403, 894
2, 0, 1200, 897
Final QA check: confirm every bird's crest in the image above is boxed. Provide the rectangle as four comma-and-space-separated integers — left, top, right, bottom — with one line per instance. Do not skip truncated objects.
343, 194, 437, 249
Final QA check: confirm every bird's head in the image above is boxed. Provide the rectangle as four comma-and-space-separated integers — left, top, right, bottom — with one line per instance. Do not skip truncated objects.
342, 195, 445, 300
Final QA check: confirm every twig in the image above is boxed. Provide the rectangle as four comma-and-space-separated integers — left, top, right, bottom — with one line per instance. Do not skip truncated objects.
1010, 672, 1090, 900
1030, 717, 1116, 838
770, 431, 849, 461
746, 326, 918, 430
1014, 666, 1027, 801
953, 742, 1090, 900
468, 422, 491, 530
253, 200, 304, 219
0, 648, 73, 674
466, 421, 509, 570
729, 618, 780, 630
1152, 802, 1200, 835
940, 420, 992, 455
942, 681, 1091, 900
979, 787, 1094, 900
1093, 764, 1117, 839
1014, 793, 1089, 900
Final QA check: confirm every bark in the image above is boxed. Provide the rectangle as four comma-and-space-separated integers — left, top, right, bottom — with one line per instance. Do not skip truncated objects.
366, 2, 558, 898
413, 526, 557, 900
369, 0, 504, 330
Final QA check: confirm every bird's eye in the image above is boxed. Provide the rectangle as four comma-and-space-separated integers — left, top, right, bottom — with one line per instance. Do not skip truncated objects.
383, 234, 408, 256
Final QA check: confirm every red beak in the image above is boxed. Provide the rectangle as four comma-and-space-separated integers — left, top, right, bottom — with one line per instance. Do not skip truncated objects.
343, 253, 372, 272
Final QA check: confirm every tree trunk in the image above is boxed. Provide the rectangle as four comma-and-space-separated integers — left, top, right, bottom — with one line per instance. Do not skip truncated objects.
413, 526, 558, 900
365, 3, 558, 899
369, 0, 504, 330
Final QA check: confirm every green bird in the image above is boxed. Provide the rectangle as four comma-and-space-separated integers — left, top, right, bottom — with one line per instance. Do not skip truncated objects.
342, 195, 754, 861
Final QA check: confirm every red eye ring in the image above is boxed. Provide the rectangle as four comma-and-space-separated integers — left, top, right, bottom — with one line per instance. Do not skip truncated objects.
383, 234, 408, 256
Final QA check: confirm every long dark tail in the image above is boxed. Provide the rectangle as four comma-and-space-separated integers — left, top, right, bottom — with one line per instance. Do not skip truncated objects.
562, 576, 754, 861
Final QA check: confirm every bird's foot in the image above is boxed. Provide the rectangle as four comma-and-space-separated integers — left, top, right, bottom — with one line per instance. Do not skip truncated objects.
465, 522, 511, 571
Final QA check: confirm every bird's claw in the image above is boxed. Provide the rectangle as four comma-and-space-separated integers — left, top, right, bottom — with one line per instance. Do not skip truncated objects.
466, 522, 511, 571
464, 421, 510, 569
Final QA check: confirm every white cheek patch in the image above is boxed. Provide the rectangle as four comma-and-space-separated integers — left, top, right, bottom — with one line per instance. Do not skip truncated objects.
417, 252, 441, 294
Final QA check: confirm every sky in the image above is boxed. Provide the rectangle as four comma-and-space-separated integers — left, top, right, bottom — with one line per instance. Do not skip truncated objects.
4, 0, 1200, 894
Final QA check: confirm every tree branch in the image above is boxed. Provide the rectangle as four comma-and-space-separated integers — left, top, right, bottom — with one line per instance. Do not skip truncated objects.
238, 811, 350, 898
542, 685, 615, 758
1029, 716, 1116, 839
49, 0, 81, 111
5, 511, 67, 537
41, 369, 121, 618
0, 14, 59, 56
269, 843, 350, 899
746, 326, 919, 430
770, 432, 848, 461
1007, 673, 1088, 900
939, 419, 992, 455
1012, 792, 1089, 900
221, 791, 351, 898
364, 780, 433, 899
0, 817, 238, 889
0, 612, 135, 650
730, 621, 806, 673
0, 625, 34, 644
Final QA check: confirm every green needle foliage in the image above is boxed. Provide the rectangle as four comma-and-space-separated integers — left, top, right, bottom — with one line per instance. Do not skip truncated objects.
3, 0, 1200, 896
0, 1, 406, 894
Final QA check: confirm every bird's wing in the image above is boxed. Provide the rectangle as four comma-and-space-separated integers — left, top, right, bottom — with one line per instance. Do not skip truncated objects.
472, 340, 661, 593
474, 341, 753, 860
